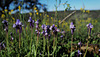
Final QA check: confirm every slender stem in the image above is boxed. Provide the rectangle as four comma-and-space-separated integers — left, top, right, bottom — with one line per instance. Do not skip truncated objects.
47, 38, 49, 57
18, 31, 21, 57
71, 35, 73, 57
53, 35, 55, 57
6, 31, 8, 47
80, 44, 81, 57
30, 27, 33, 56
43, 36, 45, 57
83, 41, 89, 57
84, 28, 90, 57
6, 31, 9, 56
19, 31, 21, 49
35, 33, 39, 57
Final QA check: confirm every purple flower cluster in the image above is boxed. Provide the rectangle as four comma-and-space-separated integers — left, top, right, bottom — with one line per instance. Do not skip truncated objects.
78, 50, 82, 55
41, 24, 51, 38
2, 20, 8, 32
50, 24, 60, 35
86, 23, 93, 34
35, 19, 40, 35
70, 22, 75, 35
41, 24, 63, 38
13, 19, 23, 33
28, 17, 34, 28
0, 42, 5, 50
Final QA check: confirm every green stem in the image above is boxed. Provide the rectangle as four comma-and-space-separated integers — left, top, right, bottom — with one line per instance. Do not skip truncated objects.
84, 28, 91, 57
53, 35, 55, 57
35, 33, 39, 57
18, 31, 21, 57
71, 35, 73, 57
30, 27, 33, 56
83, 41, 89, 57
19, 32, 21, 49
6, 31, 9, 56
47, 38, 49, 57
43, 36, 45, 57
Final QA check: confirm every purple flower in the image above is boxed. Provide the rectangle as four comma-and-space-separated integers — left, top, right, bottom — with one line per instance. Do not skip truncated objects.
10, 32, 14, 41
86, 23, 93, 29
35, 19, 39, 24
3, 44, 5, 48
50, 24, 55, 30
61, 31, 65, 34
41, 31, 45, 35
41, 24, 46, 30
41, 25, 51, 38
86, 23, 93, 34
13, 19, 22, 33
36, 24, 39, 29
2, 20, 8, 32
60, 35, 63, 38
0, 42, 6, 49
2, 20, 8, 27
50, 24, 61, 35
28, 17, 34, 28
70, 22, 75, 35
78, 42, 82, 46
99, 49, 100, 51
78, 50, 82, 55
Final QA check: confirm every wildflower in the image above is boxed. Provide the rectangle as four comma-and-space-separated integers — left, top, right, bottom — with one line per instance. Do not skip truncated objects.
78, 50, 82, 55
43, 25, 51, 38
35, 19, 39, 29
29, 13, 32, 16
3, 44, 5, 48
1, 14, 5, 18
28, 17, 34, 28
36, 10, 38, 12
60, 35, 63, 38
51, 17, 53, 20
12, 17, 15, 20
35, 19, 39, 24
40, 14, 41, 16
47, 15, 49, 17
2, 20, 8, 32
5, 9, 8, 12
50, 24, 60, 35
50, 24, 55, 30
10, 32, 14, 41
18, 6, 21, 11
70, 22, 75, 35
13, 19, 23, 33
86, 23, 93, 34
34, 7, 37, 10
41, 30, 45, 35
61, 31, 65, 34
41, 24, 46, 30
83, 10, 85, 13
9, 12, 11, 15
80, 8, 83, 11
0, 43, 5, 49
35, 19, 40, 35
78, 42, 82, 46
99, 49, 100, 51
86, 10, 90, 13
2, 20, 8, 27
11, 10, 13, 12
36, 12, 38, 15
